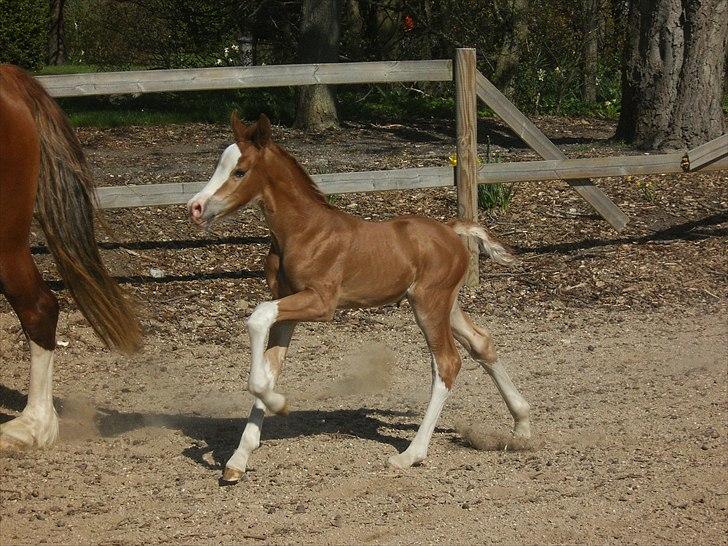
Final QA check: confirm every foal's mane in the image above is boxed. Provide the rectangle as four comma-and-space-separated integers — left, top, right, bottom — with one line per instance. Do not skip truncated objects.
270, 143, 333, 208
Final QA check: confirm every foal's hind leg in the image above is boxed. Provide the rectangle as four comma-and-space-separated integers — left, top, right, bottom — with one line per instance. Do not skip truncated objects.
0, 251, 60, 450
450, 303, 531, 438
389, 290, 462, 469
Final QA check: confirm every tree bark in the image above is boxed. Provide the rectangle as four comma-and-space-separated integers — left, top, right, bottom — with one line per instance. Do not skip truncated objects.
48, 0, 66, 65
616, 0, 727, 150
492, 0, 529, 98
582, 0, 601, 103
294, 0, 340, 132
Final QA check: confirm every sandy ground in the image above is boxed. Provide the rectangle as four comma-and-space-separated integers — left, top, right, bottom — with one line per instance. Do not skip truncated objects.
1, 117, 727, 544
1, 305, 726, 544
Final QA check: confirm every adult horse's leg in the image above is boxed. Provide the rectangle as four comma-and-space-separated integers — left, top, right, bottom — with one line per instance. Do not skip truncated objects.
0, 251, 60, 449
389, 289, 462, 469
0, 85, 59, 450
223, 320, 297, 482
450, 302, 531, 438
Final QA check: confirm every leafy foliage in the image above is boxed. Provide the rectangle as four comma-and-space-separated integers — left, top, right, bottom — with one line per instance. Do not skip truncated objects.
0, 0, 49, 69
477, 142, 515, 212
8, 0, 722, 126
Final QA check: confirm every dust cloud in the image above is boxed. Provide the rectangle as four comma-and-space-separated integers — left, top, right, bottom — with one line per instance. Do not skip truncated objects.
455, 420, 538, 451
299, 343, 395, 401
58, 397, 100, 441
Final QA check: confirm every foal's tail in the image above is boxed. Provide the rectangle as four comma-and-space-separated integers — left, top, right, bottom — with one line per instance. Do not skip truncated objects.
12, 66, 142, 353
449, 220, 518, 266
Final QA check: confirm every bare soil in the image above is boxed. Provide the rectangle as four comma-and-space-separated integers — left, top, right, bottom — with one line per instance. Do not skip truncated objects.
1, 116, 727, 545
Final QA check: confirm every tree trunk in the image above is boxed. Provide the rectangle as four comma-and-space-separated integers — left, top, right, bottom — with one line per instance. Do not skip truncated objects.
616, 0, 727, 150
294, 0, 340, 132
491, 0, 529, 98
48, 0, 66, 65
582, 0, 601, 103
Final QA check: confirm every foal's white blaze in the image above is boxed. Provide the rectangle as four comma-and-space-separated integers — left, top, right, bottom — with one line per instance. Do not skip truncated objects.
187, 143, 241, 209
388, 358, 450, 469
0, 341, 58, 447
246, 301, 287, 414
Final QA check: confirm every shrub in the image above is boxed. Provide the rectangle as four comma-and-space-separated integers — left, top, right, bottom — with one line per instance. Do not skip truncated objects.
0, 0, 49, 69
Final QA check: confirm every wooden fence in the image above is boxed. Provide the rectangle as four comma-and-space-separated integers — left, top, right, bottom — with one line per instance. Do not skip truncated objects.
37, 53, 728, 285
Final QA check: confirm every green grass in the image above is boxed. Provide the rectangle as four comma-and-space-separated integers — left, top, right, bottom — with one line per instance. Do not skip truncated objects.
477, 140, 515, 212
477, 182, 515, 212
53, 89, 296, 128
35, 63, 107, 75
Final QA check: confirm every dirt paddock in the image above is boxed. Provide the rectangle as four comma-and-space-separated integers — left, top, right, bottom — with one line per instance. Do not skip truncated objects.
1, 117, 726, 544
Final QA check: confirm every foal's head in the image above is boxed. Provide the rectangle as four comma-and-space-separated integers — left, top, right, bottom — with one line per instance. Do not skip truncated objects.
188, 112, 272, 228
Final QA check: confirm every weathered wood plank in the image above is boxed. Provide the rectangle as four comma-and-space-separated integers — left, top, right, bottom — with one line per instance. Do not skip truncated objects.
38, 61, 453, 97
94, 151, 728, 210
455, 48, 479, 286
314, 166, 452, 194
684, 133, 728, 171
95, 167, 454, 209
478, 152, 728, 184
475, 71, 629, 231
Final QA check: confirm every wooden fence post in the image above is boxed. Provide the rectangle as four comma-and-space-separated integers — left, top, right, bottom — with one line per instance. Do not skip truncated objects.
455, 48, 479, 286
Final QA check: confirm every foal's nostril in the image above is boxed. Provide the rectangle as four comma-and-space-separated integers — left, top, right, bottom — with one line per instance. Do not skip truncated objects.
191, 201, 203, 219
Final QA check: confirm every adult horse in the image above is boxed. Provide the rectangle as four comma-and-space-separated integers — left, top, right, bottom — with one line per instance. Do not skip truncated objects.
188, 113, 531, 483
0, 64, 141, 450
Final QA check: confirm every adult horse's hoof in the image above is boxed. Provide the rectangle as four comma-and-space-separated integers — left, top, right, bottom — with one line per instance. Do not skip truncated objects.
0, 432, 29, 452
221, 466, 245, 484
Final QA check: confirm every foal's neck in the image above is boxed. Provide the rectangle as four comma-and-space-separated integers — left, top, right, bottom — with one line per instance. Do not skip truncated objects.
259, 145, 335, 246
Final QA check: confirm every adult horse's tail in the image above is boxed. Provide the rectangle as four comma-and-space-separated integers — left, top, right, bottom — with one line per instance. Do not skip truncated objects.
10, 66, 142, 353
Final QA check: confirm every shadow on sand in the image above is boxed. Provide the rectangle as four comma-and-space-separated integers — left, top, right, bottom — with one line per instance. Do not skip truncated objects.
0, 385, 453, 471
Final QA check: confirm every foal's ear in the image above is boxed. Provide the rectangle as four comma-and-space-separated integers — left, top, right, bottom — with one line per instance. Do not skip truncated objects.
252, 113, 272, 148
231, 111, 247, 143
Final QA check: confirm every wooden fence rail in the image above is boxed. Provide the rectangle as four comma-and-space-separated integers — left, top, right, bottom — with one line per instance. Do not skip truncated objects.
95, 145, 728, 209
475, 72, 629, 231
37, 60, 453, 97
96, 167, 453, 209
35, 57, 726, 286
683, 133, 728, 171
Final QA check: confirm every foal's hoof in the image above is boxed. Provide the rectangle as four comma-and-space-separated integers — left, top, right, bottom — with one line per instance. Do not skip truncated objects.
221, 466, 245, 484
512, 421, 532, 439
388, 453, 415, 469
275, 401, 289, 417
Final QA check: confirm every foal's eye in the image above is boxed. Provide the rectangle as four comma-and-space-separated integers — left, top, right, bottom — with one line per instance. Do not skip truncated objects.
234, 169, 245, 178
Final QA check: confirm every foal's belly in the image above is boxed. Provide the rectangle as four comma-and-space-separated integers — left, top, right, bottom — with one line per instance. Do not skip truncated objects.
337, 284, 410, 309
336, 251, 415, 309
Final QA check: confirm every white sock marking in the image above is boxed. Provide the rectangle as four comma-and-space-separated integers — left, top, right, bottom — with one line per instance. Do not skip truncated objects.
227, 398, 266, 472
0, 341, 58, 447
390, 357, 450, 468
485, 361, 531, 437
246, 301, 286, 412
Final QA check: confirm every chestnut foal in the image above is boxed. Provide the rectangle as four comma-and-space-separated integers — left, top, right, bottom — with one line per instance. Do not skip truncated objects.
188, 113, 531, 482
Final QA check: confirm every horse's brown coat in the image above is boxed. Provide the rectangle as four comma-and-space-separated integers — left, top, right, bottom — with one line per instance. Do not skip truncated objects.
0, 64, 141, 449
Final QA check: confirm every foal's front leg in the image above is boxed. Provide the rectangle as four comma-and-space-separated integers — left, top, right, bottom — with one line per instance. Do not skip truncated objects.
223, 320, 296, 482
245, 288, 336, 415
